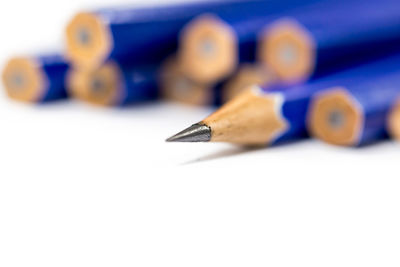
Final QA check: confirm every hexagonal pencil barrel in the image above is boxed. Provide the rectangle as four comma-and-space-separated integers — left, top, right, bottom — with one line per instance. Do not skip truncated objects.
259, 0, 400, 84
309, 71, 400, 146
68, 62, 158, 107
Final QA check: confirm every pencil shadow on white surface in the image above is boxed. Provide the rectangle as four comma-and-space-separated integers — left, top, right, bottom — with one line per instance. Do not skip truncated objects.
181, 140, 312, 165
181, 146, 262, 165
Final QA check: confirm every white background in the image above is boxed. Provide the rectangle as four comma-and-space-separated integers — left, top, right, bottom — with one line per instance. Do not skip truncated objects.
1, 0, 400, 266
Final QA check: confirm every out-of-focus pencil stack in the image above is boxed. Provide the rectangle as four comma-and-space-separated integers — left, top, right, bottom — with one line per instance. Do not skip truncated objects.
2, 0, 400, 147
165, 0, 400, 146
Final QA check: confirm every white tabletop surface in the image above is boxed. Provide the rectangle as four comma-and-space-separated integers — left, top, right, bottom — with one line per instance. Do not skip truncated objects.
1, 1, 400, 266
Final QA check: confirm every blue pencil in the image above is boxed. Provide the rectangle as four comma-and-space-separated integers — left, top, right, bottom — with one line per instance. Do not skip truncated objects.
259, 0, 400, 83
309, 72, 400, 146
65, 0, 282, 70
166, 53, 400, 145
68, 62, 158, 106
2, 54, 69, 103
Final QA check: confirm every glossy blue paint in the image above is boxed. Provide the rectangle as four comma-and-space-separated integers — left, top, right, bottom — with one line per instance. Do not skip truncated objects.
333, 72, 400, 146
199, 0, 329, 64
114, 63, 159, 106
260, 53, 400, 144
89, 0, 318, 66
36, 54, 69, 102
277, 0, 400, 80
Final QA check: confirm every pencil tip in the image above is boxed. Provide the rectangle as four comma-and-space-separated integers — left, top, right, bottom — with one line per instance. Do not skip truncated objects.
166, 123, 211, 142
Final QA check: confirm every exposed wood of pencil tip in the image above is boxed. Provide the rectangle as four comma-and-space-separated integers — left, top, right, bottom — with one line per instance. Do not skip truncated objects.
259, 19, 315, 83
65, 12, 112, 69
68, 62, 121, 106
308, 88, 363, 146
388, 100, 400, 141
2, 57, 46, 102
201, 86, 289, 145
179, 14, 237, 84
223, 64, 277, 103
160, 57, 213, 106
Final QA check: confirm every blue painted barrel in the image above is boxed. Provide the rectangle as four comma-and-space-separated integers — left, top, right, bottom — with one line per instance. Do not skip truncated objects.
65, 0, 286, 70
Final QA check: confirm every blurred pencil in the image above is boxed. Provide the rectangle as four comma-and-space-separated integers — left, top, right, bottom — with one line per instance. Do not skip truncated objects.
68, 62, 158, 106
65, 0, 277, 70
222, 64, 276, 102
159, 57, 214, 106
178, 0, 322, 84
259, 0, 400, 83
2, 54, 69, 103
167, 53, 400, 146
160, 59, 274, 106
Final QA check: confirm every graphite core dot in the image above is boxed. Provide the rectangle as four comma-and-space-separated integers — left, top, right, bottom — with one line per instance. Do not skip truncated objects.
279, 43, 298, 66
199, 38, 216, 57
11, 72, 25, 89
328, 110, 345, 129
91, 77, 105, 94
77, 28, 91, 45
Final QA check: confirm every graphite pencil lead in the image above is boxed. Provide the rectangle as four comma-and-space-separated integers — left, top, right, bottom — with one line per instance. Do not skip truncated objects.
166, 123, 211, 142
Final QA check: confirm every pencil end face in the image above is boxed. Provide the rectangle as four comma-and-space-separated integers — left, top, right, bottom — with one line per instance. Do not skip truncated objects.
179, 14, 237, 84
388, 100, 400, 141
259, 19, 315, 83
68, 62, 121, 106
65, 12, 112, 69
2, 57, 46, 103
166, 123, 212, 142
159, 57, 212, 106
308, 88, 363, 146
